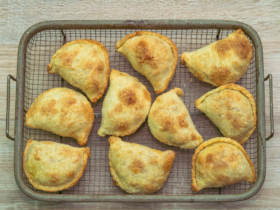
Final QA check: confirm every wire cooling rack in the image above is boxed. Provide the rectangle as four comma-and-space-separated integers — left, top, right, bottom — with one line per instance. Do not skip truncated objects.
22, 28, 257, 196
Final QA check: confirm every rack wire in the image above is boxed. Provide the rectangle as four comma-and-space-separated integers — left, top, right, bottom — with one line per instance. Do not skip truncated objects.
23, 28, 257, 196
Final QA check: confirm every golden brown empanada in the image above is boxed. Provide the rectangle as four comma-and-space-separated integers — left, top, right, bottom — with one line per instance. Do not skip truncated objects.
98, 69, 151, 137
48, 39, 110, 103
25, 88, 94, 146
23, 139, 90, 192
108, 136, 175, 194
148, 88, 203, 149
116, 31, 178, 94
191, 137, 256, 192
181, 29, 253, 86
195, 83, 256, 145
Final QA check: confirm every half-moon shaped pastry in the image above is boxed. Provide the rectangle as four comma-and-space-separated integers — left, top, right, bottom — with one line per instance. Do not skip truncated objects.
148, 88, 203, 149
116, 31, 178, 94
98, 69, 151, 137
23, 139, 91, 192
195, 83, 256, 145
108, 136, 176, 194
26, 88, 94, 146
191, 137, 256, 192
181, 29, 253, 86
47, 39, 110, 103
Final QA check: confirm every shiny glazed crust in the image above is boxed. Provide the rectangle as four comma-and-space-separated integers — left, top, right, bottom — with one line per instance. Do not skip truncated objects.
98, 69, 151, 137
47, 39, 110, 103
191, 137, 256, 192
25, 88, 94, 146
23, 139, 91, 192
195, 83, 257, 145
116, 31, 178, 94
180, 29, 253, 86
108, 136, 176, 194
148, 87, 203, 149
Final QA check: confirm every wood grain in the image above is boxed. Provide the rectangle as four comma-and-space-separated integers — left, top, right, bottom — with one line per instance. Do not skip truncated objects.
0, 0, 280, 209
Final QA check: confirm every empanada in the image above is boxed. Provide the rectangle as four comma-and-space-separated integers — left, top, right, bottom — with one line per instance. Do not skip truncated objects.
116, 31, 178, 94
148, 88, 203, 149
191, 137, 256, 192
98, 69, 151, 137
195, 83, 256, 144
48, 39, 110, 103
23, 139, 90, 192
181, 29, 253, 86
108, 136, 175, 194
26, 88, 94, 146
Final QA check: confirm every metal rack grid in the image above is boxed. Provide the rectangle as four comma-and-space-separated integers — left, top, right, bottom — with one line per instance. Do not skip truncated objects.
22, 28, 257, 196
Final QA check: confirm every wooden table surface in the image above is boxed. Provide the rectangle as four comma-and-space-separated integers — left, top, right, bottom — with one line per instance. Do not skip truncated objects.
1, 0, 279, 209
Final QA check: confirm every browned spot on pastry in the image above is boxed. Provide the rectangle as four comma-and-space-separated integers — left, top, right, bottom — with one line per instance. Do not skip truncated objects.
215, 39, 232, 57
118, 89, 137, 106
178, 114, 189, 128
143, 88, 151, 101
40, 99, 58, 116
95, 63, 104, 73
50, 173, 60, 184
34, 149, 41, 161
67, 170, 76, 179
232, 35, 252, 60
191, 133, 198, 140
162, 153, 175, 173
218, 174, 230, 182
135, 40, 157, 67
228, 153, 238, 162
114, 103, 123, 113
149, 157, 158, 165
129, 180, 138, 187
116, 121, 129, 130
206, 154, 215, 163
130, 159, 144, 174
231, 117, 243, 130
65, 97, 77, 106
162, 117, 176, 133
210, 66, 231, 86
91, 78, 100, 89
60, 49, 79, 67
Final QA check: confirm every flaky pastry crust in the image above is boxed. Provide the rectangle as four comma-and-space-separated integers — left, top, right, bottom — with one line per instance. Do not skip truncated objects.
181, 29, 253, 86
23, 139, 90, 192
116, 31, 178, 94
148, 88, 203, 149
195, 83, 256, 145
48, 39, 110, 103
25, 88, 94, 146
108, 136, 175, 194
191, 137, 256, 192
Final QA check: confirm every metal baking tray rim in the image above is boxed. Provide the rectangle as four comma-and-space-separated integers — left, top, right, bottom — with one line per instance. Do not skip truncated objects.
9, 19, 272, 202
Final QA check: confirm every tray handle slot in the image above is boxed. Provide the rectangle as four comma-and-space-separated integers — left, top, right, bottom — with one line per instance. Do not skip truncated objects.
265, 74, 274, 141
6, 75, 17, 141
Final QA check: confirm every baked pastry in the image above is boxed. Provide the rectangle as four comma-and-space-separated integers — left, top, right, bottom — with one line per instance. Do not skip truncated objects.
116, 31, 178, 94
98, 69, 151, 137
148, 88, 203, 149
23, 139, 90, 192
47, 39, 110, 103
195, 83, 256, 145
25, 88, 94, 146
181, 29, 253, 86
191, 137, 256, 192
108, 136, 175, 194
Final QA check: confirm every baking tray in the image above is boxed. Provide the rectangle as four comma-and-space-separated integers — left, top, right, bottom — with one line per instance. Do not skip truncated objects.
6, 20, 274, 202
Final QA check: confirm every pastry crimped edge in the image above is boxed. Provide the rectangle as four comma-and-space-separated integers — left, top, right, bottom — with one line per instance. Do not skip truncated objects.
191, 137, 256, 192
195, 83, 257, 145
47, 39, 110, 103
23, 139, 91, 192
115, 31, 178, 94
